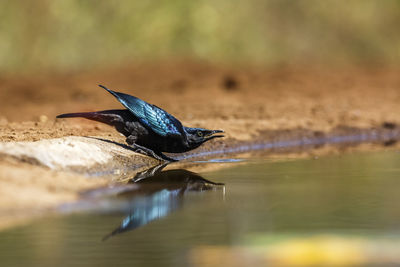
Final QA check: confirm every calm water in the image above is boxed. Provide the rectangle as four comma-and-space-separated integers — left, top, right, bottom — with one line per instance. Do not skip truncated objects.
2, 152, 400, 266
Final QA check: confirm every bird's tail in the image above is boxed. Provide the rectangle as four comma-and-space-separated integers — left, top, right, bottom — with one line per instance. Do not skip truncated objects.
56, 109, 128, 126
57, 112, 98, 119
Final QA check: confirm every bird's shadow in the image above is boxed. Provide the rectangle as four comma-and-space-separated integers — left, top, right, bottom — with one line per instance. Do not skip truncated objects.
86, 136, 138, 152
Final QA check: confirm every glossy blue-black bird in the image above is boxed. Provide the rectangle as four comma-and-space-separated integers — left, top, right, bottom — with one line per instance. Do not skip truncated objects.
56, 85, 224, 161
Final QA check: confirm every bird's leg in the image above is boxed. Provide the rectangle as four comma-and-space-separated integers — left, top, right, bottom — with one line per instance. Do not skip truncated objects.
126, 135, 137, 146
126, 135, 177, 162
131, 143, 177, 162
155, 151, 178, 162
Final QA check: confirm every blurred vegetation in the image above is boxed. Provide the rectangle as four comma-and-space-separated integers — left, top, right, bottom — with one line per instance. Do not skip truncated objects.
1, 0, 400, 72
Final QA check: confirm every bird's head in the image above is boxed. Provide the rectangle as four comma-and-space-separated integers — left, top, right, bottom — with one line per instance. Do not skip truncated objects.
185, 127, 224, 148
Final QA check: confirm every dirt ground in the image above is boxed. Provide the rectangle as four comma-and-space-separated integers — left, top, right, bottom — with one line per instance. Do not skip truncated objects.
2, 61, 400, 140
1, 61, 400, 229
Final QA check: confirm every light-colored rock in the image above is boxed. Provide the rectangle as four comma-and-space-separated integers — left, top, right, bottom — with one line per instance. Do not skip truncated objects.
0, 136, 158, 174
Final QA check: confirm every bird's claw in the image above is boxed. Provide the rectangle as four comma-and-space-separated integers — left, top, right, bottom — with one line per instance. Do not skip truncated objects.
131, 144, 177, 162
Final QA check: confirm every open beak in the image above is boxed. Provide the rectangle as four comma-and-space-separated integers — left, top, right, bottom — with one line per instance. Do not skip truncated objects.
205, 129, 225, 139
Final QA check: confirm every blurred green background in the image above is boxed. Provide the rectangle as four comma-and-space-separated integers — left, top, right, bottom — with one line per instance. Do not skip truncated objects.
1, 0, 400, 72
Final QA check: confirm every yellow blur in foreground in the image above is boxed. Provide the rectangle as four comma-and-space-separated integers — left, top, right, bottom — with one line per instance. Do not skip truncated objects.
266, 236, 365, 266
190, 235, 400, 266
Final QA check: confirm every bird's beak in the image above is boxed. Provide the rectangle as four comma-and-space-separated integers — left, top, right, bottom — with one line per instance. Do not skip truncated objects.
205, 129, 224, 139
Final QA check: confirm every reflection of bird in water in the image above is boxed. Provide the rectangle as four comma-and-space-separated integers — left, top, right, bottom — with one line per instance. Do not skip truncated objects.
57, 85, 224, 161
102, 164, 224, 241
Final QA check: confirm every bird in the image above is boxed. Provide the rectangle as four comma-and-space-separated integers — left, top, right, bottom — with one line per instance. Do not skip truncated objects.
56, 85, 224, 161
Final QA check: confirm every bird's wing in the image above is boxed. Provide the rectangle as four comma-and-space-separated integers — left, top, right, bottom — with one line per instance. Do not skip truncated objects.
99, 85, 185, 137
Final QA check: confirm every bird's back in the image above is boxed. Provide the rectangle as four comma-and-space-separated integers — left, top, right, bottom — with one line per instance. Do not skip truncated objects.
99, 85, 186, 139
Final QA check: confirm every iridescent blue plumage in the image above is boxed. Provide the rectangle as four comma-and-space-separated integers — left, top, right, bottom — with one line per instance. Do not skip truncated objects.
99, 85, 185, 138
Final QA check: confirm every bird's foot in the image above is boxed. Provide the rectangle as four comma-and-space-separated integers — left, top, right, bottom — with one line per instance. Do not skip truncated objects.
156, 153, 178, 162
131, 144, 178, 162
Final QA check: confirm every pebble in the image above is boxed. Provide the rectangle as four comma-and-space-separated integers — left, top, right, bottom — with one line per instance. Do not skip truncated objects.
0, 116, 8, 126
39, 115, 48, 123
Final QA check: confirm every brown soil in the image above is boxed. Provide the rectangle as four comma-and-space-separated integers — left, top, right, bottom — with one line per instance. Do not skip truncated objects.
1, 62, 400, 141
1, 61, 400, 229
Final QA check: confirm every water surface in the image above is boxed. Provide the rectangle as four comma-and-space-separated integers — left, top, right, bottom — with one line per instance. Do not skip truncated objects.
2, 152, 400, 266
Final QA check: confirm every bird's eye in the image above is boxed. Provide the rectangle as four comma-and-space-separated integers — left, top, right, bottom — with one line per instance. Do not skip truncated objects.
197, 131, 203, 137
